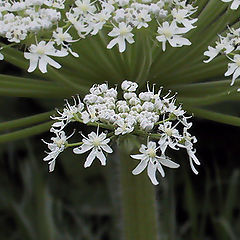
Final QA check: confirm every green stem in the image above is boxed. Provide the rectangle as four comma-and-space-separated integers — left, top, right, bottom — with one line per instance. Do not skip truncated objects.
119, 147, 158, 240
66, 142, 82, 147
185, 107, 240, 127
0, 111, 54, 131
0, 121, 53, 144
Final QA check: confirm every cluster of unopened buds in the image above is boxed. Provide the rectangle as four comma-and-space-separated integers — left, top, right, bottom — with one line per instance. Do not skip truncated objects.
43, 80, 200, 185
0, 0, 197, 73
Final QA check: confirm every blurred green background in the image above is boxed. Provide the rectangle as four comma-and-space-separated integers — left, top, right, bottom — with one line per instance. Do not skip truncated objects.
1, 59, 240, 240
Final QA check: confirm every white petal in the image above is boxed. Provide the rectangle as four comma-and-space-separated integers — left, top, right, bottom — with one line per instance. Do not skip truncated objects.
231, 67, 240, 85
84, 149, 96, 168
147, 162, 158, 185
96, 149, 106, 165
118, 38, 126, 52
225, 63, 238, 77
73, 144, 92, 154
132, 159, 148, 175
231, 1, 240, 9
48, 160, 56, 172
43, 154, 52, 161
39, 57, 48, 73
130, 154, 145, 160
46, 56, 61, 69
189, 157, 199, 175
107, 38, 118, 49
156, 162, 165, 177
101, 144, 113, 153
27, 57, 39, 72
159, 158, 180, 169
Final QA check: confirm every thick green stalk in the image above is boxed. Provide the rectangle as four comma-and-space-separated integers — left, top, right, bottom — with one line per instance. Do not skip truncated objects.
0, 111, 54, 131
0, 121, 53, 143
119, 147, 158, 240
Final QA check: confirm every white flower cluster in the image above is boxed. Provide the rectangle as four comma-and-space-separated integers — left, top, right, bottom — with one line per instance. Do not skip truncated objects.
0, 0, 197, 73
204, 26, 240, 86
221, 0, 240, 10
43, 80, 200, 185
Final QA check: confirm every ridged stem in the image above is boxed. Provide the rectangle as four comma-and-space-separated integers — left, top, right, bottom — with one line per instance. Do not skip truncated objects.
119, 147, 158, 240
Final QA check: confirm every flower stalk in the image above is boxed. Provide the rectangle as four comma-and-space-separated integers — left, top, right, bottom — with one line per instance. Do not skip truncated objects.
119, 146, 158, 240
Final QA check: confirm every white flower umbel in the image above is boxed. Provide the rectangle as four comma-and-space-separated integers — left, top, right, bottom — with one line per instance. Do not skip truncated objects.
73, 128, 113, 168
221, 0, 240, 10
24, 40, 68, 73
44, 80, 199, 184
0, 0, 197, 72
131, 141, 180, 185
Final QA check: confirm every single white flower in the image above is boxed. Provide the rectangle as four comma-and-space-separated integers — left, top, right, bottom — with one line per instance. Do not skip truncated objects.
131, 141, 180, 185
204, 37, 234, 63
178, 128, 200, 174
24, 40, 68, 73
73, 129, 113, 167
225, 54, 240, 85
51, 95, 84, 131
107, 22, 134, 53
43, 130, 73, 172
158, 121, 181, 152
156, 21, 191, 51
114, 118, 135, 135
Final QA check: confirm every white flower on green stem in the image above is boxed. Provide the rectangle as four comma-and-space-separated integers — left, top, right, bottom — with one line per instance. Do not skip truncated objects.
158, 121, 181, 152
156, 21, 191, 51
225, 54, 240, 85
73, 129, 113, 168
178, 128, 200, 174
131, 141, 180, 185
171, 8, 197, 29
43, 130, 74, 172
24, 40, 68, 73
107, 22, 135, 53
203, 37, 234, 63
51, 95, 84, 131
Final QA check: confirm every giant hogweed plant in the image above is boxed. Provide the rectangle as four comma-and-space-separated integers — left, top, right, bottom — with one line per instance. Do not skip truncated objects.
0, 0, 240, 239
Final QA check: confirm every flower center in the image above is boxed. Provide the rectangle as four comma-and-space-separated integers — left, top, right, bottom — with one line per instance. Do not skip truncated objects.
36, 47, 45, 55
79, 4, 89, 12
92, 137, 101, 147
162, 29, 173, 38
165, 128, 173, 136
55, 139, 65, 148
120, 27, 129, 36
147, 148, 156, 158
236, 60, 240, 67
